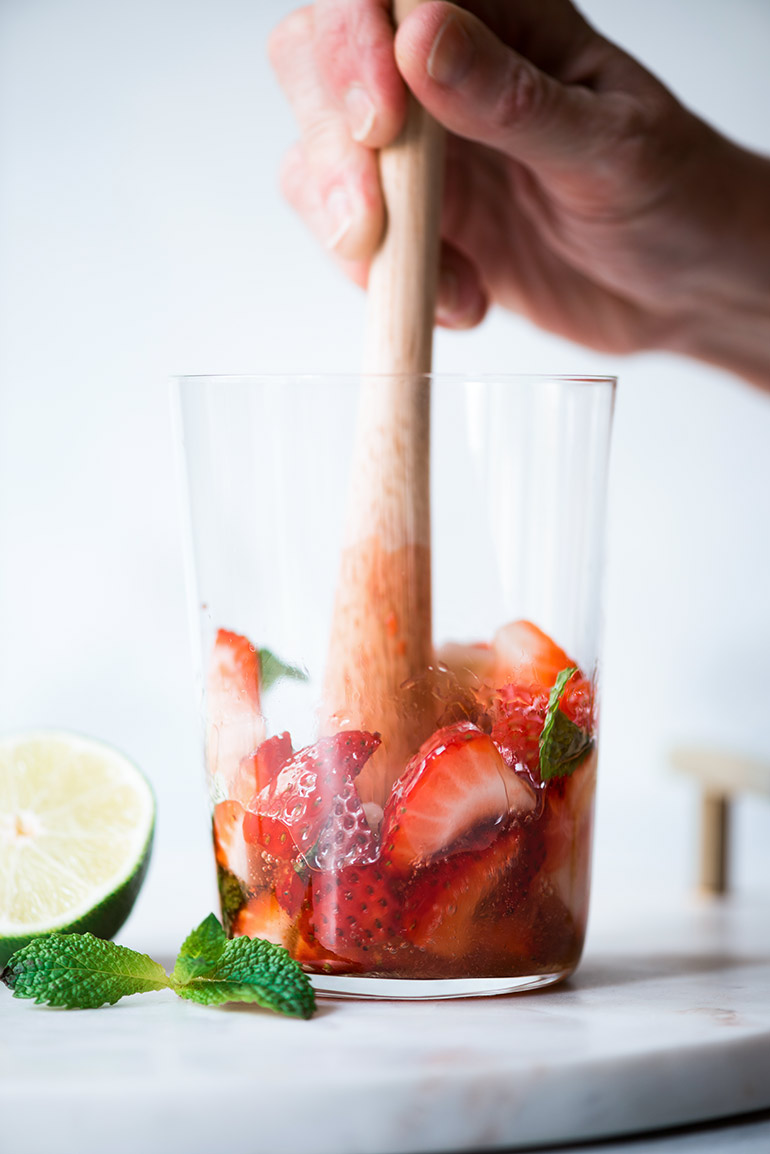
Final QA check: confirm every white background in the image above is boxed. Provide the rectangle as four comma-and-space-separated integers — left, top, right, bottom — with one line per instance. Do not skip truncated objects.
1, 0, 769, 949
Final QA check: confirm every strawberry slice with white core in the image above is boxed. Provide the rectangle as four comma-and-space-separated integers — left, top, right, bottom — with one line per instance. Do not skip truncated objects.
206, 629, 265, 792
381, 722, 536, 873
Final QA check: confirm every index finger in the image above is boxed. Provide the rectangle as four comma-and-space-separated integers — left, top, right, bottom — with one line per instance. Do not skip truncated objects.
314, 0, 409, 147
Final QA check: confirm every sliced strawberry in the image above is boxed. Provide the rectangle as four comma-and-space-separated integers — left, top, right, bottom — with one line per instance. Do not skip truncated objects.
439, 622, 571, 698
381, 722, 536, 873
439, 621, 593, 731
307, 773, 378, 871
493, 620, 574, 692
231, 891, 296, 950
273, 858, 310, 918
558, 674, 594, 732
489, 685, 549, 779
257, 731, 294, 781
242, 808, 296, 860
470, 872, 581, 974
489, 670, 594, 783
206, 628, 265, 790
231, 731, 293, 806
293, 902, 359, 974
309, 861, 403, 965
210, 628, 261, 704
212, 799, 265, 889
508, 874, 582, 970
403, 825, 525, 957
482, 822, 547, 918
243, 730, 381, 861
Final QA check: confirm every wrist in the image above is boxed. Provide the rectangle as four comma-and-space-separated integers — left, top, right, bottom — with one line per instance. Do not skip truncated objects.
663, 142, 770, 389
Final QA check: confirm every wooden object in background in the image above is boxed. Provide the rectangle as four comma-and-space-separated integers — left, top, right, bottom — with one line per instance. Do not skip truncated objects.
671, 745, 770, 895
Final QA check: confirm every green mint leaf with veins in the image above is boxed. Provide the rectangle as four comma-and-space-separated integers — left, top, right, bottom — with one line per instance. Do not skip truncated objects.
259, 647, 308, 693
175, 935, 316, 1019
172, 913, 228, 984
539, 666, 594, 782
1, 933, 171, 1008
2, 919, 316, 1018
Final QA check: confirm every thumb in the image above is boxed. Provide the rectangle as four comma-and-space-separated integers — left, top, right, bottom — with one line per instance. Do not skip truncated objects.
395, 2, 611, 174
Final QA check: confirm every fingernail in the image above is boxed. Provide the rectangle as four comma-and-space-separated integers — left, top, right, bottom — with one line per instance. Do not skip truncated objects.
436, 266, 484, 328
324, 185, 355, 250
427, 15, 474, 87
435, 267, 460, 325
345, 85, 377, 142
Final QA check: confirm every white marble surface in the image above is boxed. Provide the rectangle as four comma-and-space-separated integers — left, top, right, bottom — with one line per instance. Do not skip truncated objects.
2, 893, 769, 1154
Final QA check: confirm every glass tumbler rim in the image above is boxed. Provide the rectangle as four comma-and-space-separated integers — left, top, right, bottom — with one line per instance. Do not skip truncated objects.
175, 372, 617, 388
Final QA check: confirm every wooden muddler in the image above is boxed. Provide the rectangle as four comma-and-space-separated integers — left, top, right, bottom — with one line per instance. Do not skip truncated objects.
322, 0, 445, 808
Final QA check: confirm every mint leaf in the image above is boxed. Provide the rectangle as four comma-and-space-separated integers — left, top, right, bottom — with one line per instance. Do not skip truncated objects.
1, 933, 171, 1008
259, 647, 308, 693
539, 667, 594, 782
175, 935, 316, 1019
172, 914, 227, 984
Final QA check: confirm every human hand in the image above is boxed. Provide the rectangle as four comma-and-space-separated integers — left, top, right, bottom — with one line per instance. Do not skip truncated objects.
270, 0, 770, 382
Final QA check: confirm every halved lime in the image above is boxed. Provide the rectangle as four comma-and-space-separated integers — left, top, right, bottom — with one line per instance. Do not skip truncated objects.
0, 731, 155, 968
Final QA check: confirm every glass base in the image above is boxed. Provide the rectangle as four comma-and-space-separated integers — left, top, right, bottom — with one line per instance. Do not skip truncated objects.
310, 969, 573, 1001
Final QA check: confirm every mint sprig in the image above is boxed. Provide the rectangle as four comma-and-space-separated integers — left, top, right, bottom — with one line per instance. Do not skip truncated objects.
259, 647, 308, 693
1, 916, 316, 1018
539, 666, 594, 782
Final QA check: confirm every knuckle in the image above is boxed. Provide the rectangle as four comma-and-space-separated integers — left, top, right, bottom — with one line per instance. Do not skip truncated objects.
315, 1, 376, 99
582, 96, 683, 214
491, 61, 544, 133
600, 98, 658, 179
268, 6, 314, 74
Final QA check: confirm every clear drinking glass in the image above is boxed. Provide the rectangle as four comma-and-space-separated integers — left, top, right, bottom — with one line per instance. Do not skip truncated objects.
175, 373, 615, 999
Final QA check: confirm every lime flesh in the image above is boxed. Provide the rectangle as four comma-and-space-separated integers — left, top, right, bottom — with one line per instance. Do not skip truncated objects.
0, 732, 155, 968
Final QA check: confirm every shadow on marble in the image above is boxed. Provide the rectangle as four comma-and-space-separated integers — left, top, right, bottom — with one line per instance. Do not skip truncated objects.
218, 999, 337, 1019
146, 949, 769, 1008
551, 951, 770, 994
499, 1105, 770, 1153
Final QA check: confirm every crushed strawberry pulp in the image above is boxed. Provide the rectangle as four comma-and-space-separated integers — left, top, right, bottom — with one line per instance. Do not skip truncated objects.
209, 622, 597, 981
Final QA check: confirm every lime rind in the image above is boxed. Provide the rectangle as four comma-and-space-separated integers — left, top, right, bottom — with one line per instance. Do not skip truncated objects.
0, 731, 155, 968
